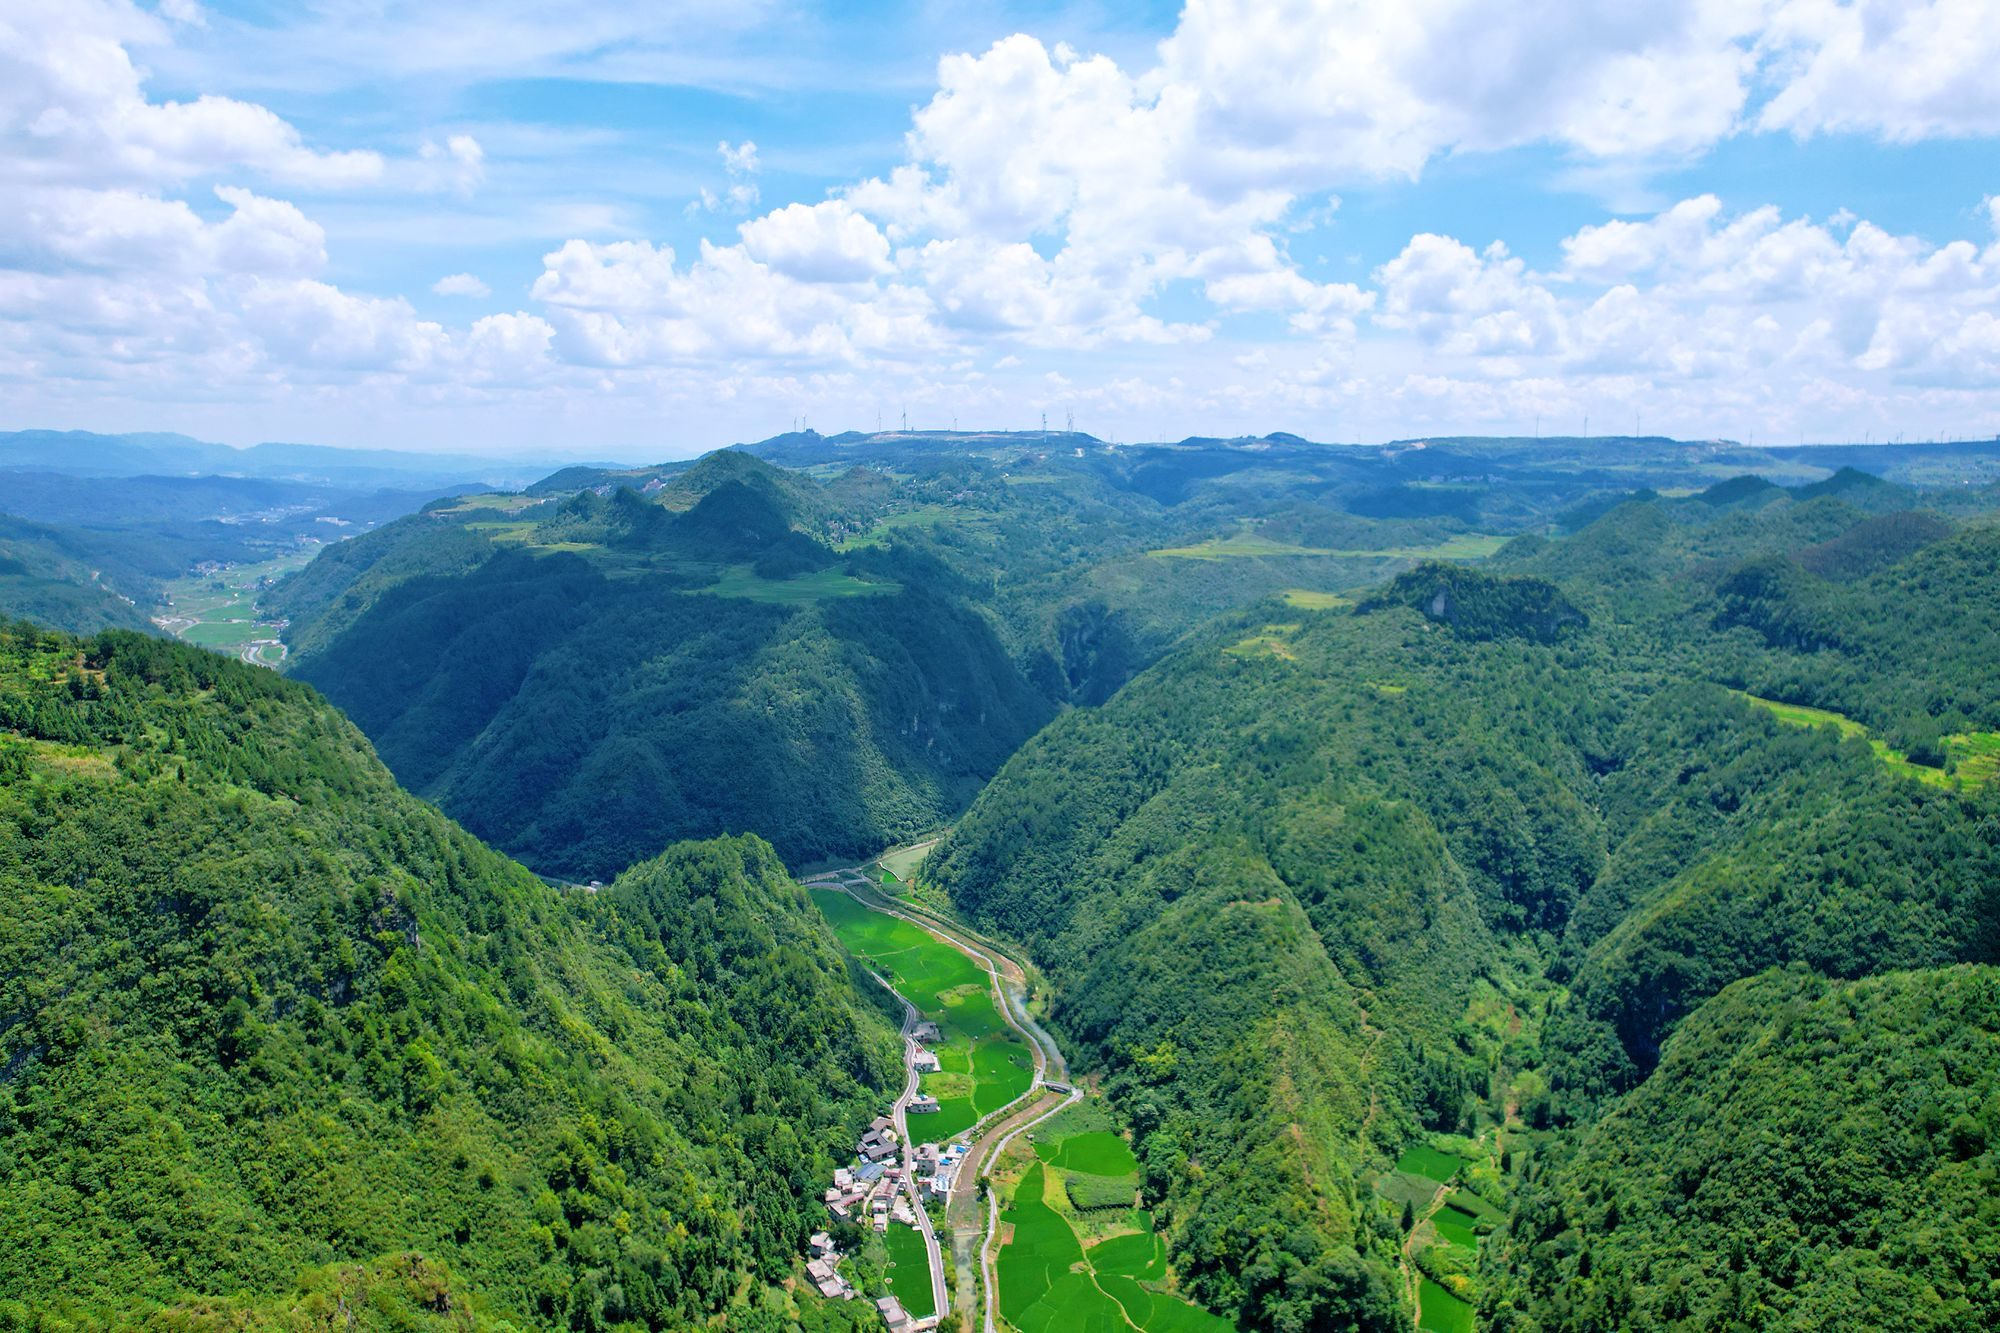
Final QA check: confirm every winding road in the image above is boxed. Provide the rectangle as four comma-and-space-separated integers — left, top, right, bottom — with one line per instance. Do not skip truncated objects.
807, 864, 1074, 1333
868, 968, 954, 1326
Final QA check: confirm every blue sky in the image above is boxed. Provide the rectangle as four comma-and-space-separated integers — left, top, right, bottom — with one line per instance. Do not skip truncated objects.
4, 0, 1999, 457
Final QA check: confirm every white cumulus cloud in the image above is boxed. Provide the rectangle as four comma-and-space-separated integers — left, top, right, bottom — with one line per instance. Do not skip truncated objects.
433, 272, 492, 297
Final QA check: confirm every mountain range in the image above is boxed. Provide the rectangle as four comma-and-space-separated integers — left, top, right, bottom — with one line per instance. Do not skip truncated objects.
3, 426, 1998, 1332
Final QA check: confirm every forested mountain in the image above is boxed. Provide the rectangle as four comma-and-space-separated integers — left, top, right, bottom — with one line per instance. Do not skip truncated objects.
5, 426, 1999, 1332
0, 513, 158, 634
928, 485, 2000, 1331
273, 458, 1059, 879
0, 623, 899, 1330
1486, 966, 2000, 1331
276, 436, 1826, 884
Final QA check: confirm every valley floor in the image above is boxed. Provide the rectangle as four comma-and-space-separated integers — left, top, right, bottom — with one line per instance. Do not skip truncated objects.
803, 858, 1238, 1333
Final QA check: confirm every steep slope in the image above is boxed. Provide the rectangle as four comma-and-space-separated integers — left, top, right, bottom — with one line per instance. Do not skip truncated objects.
932, 578, 1613, 1331
931, 496, 2000, 1331
276, 461, 1055, 880
0, 623, 898, 1330
0, 514, 156, 633
1486, 966, 2000, 1332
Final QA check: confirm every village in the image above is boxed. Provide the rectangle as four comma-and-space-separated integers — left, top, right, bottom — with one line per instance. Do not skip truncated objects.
803, 1024, 968, 1332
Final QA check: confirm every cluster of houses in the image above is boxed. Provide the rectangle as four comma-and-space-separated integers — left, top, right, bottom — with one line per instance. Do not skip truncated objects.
914, 1139, 970, 1202
804, 1231, 852, 1300
801, 1016, 970, 1327
807, 1110, 973, 1310
827, 1117, 937, 1231
804, 1241, 929, 1331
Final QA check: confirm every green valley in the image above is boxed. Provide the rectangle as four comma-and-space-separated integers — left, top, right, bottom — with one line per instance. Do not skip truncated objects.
20, 0, 2000, 1324
10, 429, 2000, 1333
811, 885, 1035, 1139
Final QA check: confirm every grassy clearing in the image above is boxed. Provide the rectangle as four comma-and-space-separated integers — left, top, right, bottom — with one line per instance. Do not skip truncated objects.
1948, 731, 2000, 786
461, 519, 541, 543
878, 841, 934, 883
1279, 589, 1355, 610
1417, 1278, 1475, 1333
1150, 530, 1505, 562
1732, 691, 1996, 790
433, 492, 542, 515
697, 563, 898, 605
1396, 1144, 1466, 1185
1224, 624, 1301, 661
808, 889, 1033, 1141
882, 1222, 935, 1320
460, 520, 605, 558
836, 504, 989, 551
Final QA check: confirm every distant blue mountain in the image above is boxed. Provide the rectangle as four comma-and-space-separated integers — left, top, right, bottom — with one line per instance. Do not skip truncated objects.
0, 428, 628, 491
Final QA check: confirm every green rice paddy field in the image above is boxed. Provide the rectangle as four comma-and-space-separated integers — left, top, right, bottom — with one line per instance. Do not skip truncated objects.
1396, 1143, 1467, 1184
882, 1222, 935, 1320
810, 889, 1034, 1140
1382, 1141, 1493, 1333
1418, 1278, 1475, 1333
996, 1147, 1233, 1333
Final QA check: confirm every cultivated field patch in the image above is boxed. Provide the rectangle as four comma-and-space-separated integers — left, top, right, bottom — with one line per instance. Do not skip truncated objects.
809, 888, 1034, 1141
1045, 1131, 1141, 1177
995, 1138, 1236, 1332
1417, 1277, 1475, 1333
883, 1222, 936, 1319
1396, 1143, 1466, 1185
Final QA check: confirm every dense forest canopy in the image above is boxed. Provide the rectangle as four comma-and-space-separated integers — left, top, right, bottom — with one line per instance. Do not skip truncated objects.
931, 485, 2000, 1332
0, 624, 899, 1330
8, 428, 2000, 1333
275, 437, 1875, 886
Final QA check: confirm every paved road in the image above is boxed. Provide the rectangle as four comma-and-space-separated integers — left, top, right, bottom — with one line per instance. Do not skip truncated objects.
870, 969, 953, 1326
810, 866, 1074, 1333
977, 1085, 1080, 1333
